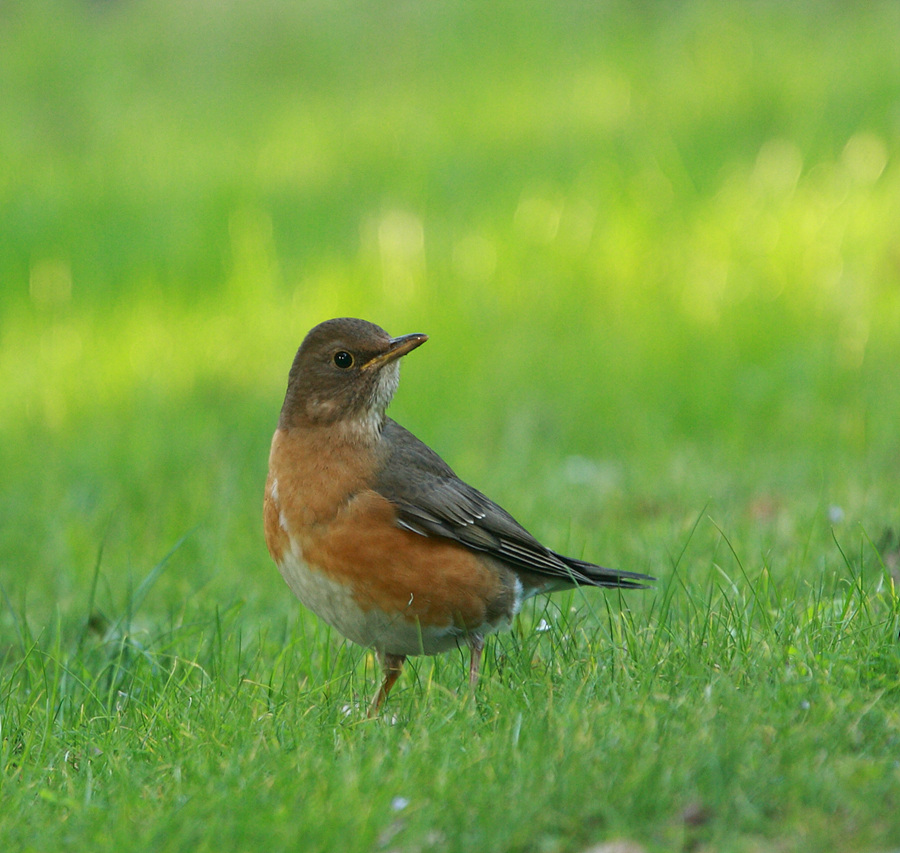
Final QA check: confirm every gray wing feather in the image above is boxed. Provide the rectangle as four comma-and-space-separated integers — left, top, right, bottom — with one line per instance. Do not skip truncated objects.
374, 420, 652, 589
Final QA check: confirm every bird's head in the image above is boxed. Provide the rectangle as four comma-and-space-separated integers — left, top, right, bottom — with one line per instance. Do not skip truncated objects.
279, 317, 428, 438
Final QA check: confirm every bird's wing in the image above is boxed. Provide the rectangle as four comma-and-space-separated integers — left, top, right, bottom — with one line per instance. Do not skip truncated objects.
373, 420, 652, 589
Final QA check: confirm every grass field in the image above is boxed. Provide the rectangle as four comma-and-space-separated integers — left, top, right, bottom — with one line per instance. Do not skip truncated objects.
2, 1, 900, 850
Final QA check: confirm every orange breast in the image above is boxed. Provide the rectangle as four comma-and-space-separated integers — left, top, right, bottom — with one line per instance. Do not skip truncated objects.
264, 426, 515, 636
300, 488, 510, 632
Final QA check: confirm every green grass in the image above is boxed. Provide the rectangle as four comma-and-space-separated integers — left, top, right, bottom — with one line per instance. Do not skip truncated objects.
2, 1, 900, 850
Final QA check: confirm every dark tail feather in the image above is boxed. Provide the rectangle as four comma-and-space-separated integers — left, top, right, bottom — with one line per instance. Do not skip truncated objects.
556, 554, 654, 589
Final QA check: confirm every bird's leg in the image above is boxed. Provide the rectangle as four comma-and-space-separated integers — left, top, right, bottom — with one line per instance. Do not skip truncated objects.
368, 651, 405, 717
468, 634, 485, 691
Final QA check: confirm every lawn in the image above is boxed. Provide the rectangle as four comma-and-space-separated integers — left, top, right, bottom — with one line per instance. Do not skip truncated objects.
1, 1, 899, 851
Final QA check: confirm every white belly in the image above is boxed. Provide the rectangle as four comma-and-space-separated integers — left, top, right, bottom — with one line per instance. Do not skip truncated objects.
276, 542, 467, 656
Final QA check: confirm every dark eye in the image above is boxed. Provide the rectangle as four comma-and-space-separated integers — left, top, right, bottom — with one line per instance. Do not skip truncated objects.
333, 350, 354, 369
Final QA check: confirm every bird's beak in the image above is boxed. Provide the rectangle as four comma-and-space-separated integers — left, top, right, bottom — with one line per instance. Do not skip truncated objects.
362, 333, 428, 371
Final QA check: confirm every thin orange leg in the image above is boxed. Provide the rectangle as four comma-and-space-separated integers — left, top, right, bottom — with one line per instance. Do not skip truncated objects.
368, 651, 405, 717
468, 634, 484, 690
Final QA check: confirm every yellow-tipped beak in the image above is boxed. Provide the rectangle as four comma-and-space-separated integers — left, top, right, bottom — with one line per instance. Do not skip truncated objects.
361, 333, 428, 371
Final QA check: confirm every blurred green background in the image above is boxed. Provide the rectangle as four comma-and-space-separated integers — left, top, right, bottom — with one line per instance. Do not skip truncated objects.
1, 0, 899, 626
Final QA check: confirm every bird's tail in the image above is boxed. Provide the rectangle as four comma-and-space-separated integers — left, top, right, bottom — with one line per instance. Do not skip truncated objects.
555, 554, 654, 589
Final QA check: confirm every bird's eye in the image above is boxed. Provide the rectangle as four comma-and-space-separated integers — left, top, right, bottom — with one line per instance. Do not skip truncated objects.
333, 350, 354, 369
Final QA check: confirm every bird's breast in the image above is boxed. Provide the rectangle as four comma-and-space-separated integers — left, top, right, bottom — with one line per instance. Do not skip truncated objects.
263, 427, 523, 655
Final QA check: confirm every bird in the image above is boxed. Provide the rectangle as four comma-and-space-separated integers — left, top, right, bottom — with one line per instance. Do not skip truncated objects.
263, 318, 652, 715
